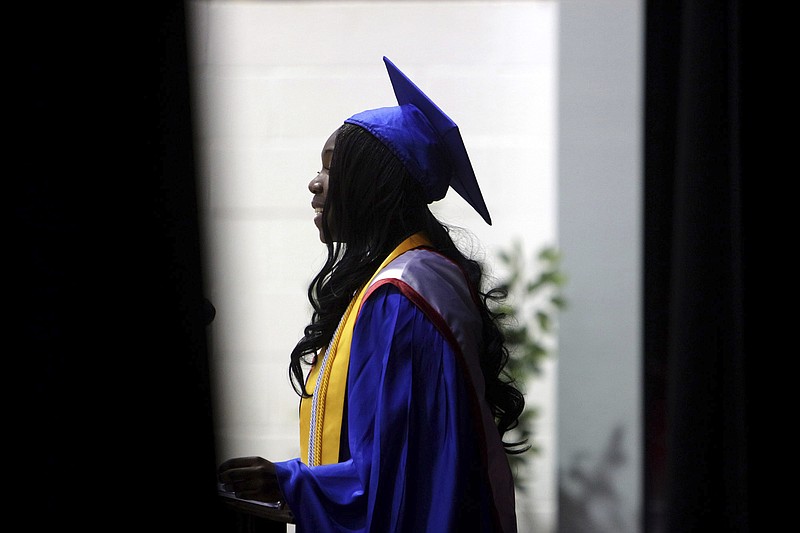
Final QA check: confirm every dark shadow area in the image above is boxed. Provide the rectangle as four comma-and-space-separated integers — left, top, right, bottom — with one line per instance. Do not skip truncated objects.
13, 2, 228, 529
644, 1, 765, 531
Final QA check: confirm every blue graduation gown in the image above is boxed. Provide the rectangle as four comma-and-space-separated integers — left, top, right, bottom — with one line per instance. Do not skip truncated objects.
274, 282, 515, 532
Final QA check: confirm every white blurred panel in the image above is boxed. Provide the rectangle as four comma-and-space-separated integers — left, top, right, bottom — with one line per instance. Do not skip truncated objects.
187, 2, 558, 531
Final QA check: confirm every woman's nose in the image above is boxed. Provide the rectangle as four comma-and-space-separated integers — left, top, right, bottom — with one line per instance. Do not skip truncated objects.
308, 174, 323, 193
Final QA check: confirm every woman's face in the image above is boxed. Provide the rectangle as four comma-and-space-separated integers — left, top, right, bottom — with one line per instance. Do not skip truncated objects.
308, 129, 338, 243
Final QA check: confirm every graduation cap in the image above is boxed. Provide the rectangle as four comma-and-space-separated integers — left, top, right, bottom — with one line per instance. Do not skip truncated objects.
345, 56, 492, 225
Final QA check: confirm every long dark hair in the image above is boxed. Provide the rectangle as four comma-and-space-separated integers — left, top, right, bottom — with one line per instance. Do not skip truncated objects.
289, 122, 527, 454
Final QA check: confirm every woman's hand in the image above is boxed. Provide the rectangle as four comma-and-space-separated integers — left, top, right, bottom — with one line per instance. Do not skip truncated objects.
217, 456, 283, 503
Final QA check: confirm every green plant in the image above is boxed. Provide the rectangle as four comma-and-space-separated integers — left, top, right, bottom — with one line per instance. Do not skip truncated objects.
493, 240, 567, 489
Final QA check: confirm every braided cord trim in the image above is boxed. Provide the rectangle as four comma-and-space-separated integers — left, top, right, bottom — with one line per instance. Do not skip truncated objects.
307, 295, 359, 466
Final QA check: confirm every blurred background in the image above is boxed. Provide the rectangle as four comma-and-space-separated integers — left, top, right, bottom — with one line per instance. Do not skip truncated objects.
19, 0, 755, 531
186, 1, 640, 532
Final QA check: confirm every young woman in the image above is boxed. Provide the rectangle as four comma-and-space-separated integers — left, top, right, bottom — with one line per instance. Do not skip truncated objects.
218, 57, 526, 533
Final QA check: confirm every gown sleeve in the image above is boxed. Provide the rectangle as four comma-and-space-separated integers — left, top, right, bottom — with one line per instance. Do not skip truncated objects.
273, 284, 496, 533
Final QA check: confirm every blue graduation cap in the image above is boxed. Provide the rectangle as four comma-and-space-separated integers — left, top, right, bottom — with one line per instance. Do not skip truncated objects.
345, 56, 492, 225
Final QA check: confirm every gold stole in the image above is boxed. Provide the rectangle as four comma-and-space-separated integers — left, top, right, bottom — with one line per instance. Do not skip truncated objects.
299, 232, 432, 466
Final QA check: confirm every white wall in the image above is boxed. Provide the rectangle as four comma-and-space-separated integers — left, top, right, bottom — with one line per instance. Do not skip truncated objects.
556, 1, 643, 532
187, 1, 558, 531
